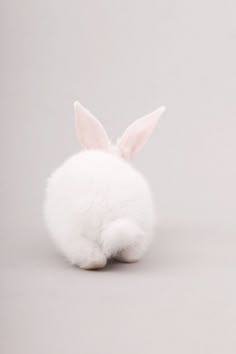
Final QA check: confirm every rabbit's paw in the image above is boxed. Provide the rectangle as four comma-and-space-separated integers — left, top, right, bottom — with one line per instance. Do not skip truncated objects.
79, 248, 107, 270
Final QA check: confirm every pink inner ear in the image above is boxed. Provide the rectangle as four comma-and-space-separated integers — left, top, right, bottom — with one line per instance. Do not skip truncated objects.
119, 128, 150, 160
117, 106, 165, 160
74, 101, 111, 150
120, 124, 155, 160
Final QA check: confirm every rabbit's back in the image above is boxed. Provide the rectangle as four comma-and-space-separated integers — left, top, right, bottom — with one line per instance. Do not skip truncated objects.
44, 150, 155, 247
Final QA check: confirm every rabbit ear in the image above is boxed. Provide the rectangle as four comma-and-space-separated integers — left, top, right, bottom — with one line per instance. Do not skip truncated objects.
117, 106, 166, 160
74, 101, 111, 150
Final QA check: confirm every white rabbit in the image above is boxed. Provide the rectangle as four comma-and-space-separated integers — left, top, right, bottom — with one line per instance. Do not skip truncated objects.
44, 101, 165, 269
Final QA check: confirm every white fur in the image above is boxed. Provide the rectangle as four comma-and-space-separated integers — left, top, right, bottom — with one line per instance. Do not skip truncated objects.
44, 102, 165, 269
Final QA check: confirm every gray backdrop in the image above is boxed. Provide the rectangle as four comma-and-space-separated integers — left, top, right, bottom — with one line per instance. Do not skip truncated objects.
1, 1, 236, 353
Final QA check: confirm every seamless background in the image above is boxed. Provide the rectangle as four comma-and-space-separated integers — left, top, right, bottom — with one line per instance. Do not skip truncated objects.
1, 1, 236, 353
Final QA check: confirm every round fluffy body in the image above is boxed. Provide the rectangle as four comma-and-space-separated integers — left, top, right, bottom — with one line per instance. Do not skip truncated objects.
44, 150, 156, 269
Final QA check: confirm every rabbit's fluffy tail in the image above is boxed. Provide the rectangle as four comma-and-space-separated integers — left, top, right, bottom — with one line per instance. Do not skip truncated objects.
101, 219, 143, 258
